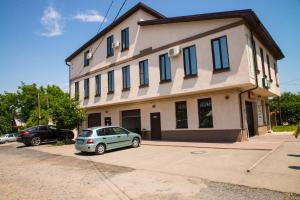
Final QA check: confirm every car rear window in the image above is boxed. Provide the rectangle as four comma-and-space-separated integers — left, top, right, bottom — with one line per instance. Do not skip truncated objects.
24, 127, 37, 132
78, 130, 93, 137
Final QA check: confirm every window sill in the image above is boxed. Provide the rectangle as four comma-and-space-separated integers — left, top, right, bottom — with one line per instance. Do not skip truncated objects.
269, 79, 273, 83
84, 64, 89, 67
276, 84, 279, 87
263, 75, 268, 78
94, 94, 101, 97
160, 80, 172, 84
256, 69, 260, 74
176, 127, 188, 129
107, 91, 114, 95
139, 84, 149, 88
106, 55, 114, 58
184, 74, 198, 79
213, 68, 230, 74
199, 126, 213, 128
122, 88, 130, 92
84, 96, 89, 99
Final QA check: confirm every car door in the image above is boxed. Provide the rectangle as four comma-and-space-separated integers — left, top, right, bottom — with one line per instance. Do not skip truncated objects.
38, 125, 50, 141
100, 128, 119, 150
8, 134, 15, 142
111, 127, 131, 147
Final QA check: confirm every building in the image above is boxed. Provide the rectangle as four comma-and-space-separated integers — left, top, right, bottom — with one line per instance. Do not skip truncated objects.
65, 2, 284, 142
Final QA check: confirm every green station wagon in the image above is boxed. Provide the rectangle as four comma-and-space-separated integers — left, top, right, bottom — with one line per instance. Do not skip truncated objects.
75, 126, 141, 154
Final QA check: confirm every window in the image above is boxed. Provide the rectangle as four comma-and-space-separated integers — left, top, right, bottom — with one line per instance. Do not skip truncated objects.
175, 101, 188, 128
84, 78, 89, 99
95, 75, 101, 96
266, 54, 272, 82
183, 45, 198, 77
75, 81, 79, 100
112, 127, 129, 135
121, 27, 129, 51
211, 36, 230, 71
159, 53, 171, 82
139, 59, 149, 86
122, 65, 130, 90
107, 70, 114, 93
198, 98, 213, 128
274, 62, 279, 86
107, 35, 114, 57
97, 128, 115, 136
84, 50, 90, 67
260, 47, 267, 77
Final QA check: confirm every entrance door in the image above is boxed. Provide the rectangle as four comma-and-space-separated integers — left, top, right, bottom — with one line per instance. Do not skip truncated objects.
121, 109, 141, 134
150, 112, 161, 140
88, 113, 101, 128
245, 101, 255, 137
104, 117, 111, 126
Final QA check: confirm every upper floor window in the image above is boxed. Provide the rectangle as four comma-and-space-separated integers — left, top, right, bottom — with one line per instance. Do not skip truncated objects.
122, 65, 130, 90
159, 53, 171, 82
107, 35, 114, 57
121, 27, 129, 51
260, 47, 267, 77
175, 101, 188, 128
95, 75, 101, 96
183, 45, 198, 77
107, 70, 114, 94
274, 62, 279, 86
84, 50, 90, 67
266, 54, 272, 82
75, 81, 79, 100
198, 98, 213, 128
84, 78, 89, 99
211, 36, 230, 71
139, 59, 149, 86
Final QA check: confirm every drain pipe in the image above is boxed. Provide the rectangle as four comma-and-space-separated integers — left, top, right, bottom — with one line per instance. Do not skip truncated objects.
65, 61, 71, 97
239, 30, 259, 140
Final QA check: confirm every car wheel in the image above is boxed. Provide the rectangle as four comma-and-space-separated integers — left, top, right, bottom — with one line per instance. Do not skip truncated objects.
31, 137, 41, 146
95, 143, 106, 155
132, 137, 140, 148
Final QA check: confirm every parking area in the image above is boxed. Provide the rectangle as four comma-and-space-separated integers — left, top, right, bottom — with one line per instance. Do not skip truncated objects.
9, 133, 299, 194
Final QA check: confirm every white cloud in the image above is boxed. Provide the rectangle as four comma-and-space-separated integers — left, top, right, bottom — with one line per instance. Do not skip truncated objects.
39, 6, 63, 37
73, 10, 106, 22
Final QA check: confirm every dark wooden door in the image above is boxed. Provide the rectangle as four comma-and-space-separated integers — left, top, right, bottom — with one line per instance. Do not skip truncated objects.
246, 102, 255, 137
88, 113, 101, 128
104, 117, 111, 126
150, 112, 161, 140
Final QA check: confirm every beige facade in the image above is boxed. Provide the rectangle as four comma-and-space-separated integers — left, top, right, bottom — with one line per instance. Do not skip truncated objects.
66, 3, 284, 142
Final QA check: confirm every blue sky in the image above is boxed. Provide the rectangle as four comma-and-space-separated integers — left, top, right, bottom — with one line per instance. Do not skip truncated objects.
0, 0, 299, 94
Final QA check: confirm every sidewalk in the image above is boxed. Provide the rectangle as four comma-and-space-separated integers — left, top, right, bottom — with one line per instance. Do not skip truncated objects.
142, 132, 298, 150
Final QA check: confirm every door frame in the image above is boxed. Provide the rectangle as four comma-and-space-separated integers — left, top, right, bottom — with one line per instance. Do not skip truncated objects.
245, 101, 255, 137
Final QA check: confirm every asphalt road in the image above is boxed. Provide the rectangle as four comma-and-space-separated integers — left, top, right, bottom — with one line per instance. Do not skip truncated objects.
0, 144, 299, 200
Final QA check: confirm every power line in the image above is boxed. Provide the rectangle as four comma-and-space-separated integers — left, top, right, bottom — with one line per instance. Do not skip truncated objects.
96, 0, 114, 34
281, 77, 300, 84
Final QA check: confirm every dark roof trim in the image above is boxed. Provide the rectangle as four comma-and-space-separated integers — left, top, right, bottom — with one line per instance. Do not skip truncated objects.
65, 2, 165, 62
138, 9, 284, 60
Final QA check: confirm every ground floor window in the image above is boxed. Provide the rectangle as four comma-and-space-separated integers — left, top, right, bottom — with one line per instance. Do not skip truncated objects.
198, 98, 213, 128
175, 101, 188, 128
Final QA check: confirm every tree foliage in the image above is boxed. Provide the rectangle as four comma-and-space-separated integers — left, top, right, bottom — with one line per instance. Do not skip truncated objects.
0, 83, 86, 134
269, 92, 300, 124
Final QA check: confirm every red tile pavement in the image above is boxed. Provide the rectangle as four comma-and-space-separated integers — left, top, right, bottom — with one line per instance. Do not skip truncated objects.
142, 133, 299, 150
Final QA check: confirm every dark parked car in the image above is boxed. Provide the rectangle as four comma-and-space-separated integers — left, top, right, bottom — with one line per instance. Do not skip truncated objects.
17, 125, 74, 146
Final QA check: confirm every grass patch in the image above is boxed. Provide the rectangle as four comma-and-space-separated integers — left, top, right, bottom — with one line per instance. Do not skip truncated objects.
272, 125, 297, 132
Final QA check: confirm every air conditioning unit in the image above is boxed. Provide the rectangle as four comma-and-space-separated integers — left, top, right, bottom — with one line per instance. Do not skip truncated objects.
86, 52, 93, 59
113, 41, 120, 49
262, 78, 271, 89
168, 46, 181, 57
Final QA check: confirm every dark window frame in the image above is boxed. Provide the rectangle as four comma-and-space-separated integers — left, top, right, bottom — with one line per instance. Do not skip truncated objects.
159, 53, 172, 82
95, 74, 101, 97
75, 81, 79, 100
122, 65, 131, 91
139, 59, 149, 87
107, 35, 114, 58
211, 35, 230, 72
121, 27, 129, 51
84, 50, 90, 67
84, 78, 89, 99
274, 62, 279, 87
175, 101, 188, 129
266, 54, 273, 82
260, 47, 267, 78
107, 70, 114, 94
198, 98, 214, 128
183, 45, 198, 78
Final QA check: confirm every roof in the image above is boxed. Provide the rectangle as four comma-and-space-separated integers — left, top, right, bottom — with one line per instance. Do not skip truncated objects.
66, 3, 284, 62
65, 2, 165, 62
138, 9, 284, 60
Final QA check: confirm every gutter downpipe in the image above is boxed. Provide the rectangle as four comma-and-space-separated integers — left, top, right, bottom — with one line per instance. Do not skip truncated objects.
238, 29, 259, 140
65, 61, 71, 97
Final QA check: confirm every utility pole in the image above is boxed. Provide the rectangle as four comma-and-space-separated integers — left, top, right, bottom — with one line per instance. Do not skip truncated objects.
38, 92, 41, 125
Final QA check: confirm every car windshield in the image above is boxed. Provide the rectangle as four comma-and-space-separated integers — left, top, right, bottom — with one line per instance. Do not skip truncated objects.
78, 130, 93, 137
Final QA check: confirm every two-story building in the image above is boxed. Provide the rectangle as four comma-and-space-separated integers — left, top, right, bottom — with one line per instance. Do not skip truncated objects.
65, 2, 284, 142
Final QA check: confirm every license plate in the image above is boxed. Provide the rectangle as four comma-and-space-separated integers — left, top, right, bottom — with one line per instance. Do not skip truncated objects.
76, 139, 84, 144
